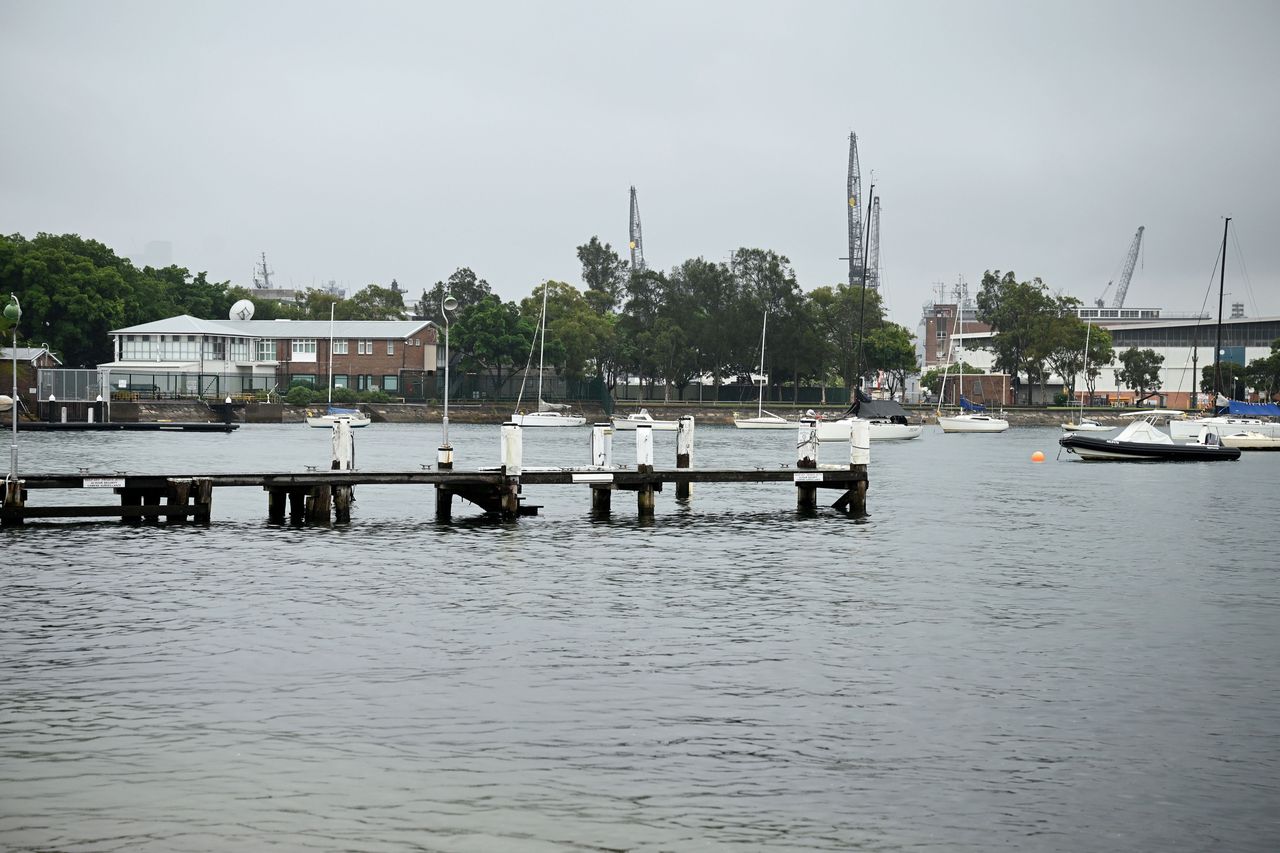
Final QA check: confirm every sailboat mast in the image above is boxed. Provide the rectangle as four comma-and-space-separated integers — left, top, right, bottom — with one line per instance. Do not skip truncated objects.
537, 280, 550, 405
1213, 217, 1230, 403
1079, 319, 1091, 417
327, 302, 335, 405
758, 310, 768, 417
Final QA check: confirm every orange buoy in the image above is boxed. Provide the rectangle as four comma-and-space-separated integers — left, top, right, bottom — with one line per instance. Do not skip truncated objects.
1031, 450, 1046, 463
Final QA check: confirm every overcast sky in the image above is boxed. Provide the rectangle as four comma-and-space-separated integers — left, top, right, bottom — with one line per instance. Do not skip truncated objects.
2, 0, 1277, 328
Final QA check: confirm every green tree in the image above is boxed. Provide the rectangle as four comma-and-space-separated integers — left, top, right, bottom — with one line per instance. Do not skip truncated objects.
1201, 361, 1246, 401
921, 362, 982, 399
344, 284, 406, 320
975, 270, 1057, 404
1044, 313, 1114, 400
453, 295, 535, 395
1244, 339, 1280, 400
576, 237, 629, 315
863, 323, 917, 400
1116, 347, 1165, 400
415, 267, 492, 324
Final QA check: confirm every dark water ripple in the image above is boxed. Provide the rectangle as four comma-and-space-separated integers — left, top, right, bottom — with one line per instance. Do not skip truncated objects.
1, 424, 1278, 851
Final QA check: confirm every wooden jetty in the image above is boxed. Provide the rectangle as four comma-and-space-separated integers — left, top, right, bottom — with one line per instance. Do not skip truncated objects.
0, 418, 870, 527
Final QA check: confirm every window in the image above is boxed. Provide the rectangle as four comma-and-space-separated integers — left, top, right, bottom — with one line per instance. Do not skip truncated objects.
357, 339, 373, 355
256, 339, 276, 361
936, 328, 946, 339
382, 375, 399, 392
332, 374, 348, 388
333, 339, 348, 355
356, 374, 375, 390
291, 339, 317, 363
292, 374, 316, 388
386, 340, 395, 355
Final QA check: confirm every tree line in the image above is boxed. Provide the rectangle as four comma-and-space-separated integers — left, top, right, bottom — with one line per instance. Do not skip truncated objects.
0, 232, 917, 402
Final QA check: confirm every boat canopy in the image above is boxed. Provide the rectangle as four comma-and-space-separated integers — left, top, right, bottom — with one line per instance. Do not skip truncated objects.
959, 397, 986, 413
1220, 400, 1280, 417
838, 390, 911, 422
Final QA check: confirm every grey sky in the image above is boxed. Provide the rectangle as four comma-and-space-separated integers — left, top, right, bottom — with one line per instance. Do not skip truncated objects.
2, 0, 1277, 329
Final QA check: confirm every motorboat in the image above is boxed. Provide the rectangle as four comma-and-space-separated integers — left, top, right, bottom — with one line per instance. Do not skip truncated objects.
1060, 417, 1115, 433
611, 409, 679, 431
1059, 410, 1240, 461
1220, 431, 1280, 451
1169, 413, 1280, 441
306, 406, 371, 428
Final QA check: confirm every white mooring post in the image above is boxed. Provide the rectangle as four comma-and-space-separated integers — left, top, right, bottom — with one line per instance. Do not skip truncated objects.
591, 422, 613, 467
330, 419, 354, 470
675, 415, 694, 500
850, 419, 871, 466
437, 443, 453, 470
796, 417, 819, 510
500, 422, 523, 519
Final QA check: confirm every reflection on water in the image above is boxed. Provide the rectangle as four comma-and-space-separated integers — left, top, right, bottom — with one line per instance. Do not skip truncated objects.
2, 425, 1278, 851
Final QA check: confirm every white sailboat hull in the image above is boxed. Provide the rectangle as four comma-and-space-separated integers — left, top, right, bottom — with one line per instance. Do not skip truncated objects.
1061, 420, 1114, 433
732, 415, 796, 430
816, 419, 923, 441
938, 414, 1010, 433
511, 411, 587, 427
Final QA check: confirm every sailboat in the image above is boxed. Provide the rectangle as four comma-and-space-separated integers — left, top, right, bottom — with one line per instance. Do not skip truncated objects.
935, 289, 1008, 433
1168, 217, 1280, 441
1061, 320, 1113, 433
511, 281, 586, 427
306, 304, 370, 428
733, 310, 797, 429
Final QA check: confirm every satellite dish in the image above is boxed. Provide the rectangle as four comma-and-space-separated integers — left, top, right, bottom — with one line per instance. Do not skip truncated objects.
229, 299, 256, 321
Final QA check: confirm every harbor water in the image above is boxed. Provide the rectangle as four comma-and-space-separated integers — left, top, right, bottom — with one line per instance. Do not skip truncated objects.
2, 424, 1278, 852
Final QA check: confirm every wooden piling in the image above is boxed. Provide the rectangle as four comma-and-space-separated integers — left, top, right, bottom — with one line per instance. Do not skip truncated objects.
165, 478, 190, 523
435, 483, 452, 520
333, 485, 353, 523
636, 424, 655, 517
287, 488, 305, 525
192, 478, 212, 524
676, 416, 694, 501
305, 484, 332, 525
3, 478, 25, 527
591, 484, 611, 514
591, 423, 612, 467
267, 487, 286, 523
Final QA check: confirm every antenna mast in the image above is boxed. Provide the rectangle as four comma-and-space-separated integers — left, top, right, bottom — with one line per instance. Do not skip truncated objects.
628, 186, 646, 272
253, 252, 273, 290
846, 133, 864, 288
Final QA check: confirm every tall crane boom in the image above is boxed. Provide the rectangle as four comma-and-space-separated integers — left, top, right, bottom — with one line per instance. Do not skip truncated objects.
628, 186, 646, 273
846, 132, 864, 288
1108, 225, 1145, 309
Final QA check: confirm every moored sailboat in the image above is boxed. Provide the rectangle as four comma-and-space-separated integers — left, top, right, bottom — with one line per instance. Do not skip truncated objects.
512, 281, 586, 427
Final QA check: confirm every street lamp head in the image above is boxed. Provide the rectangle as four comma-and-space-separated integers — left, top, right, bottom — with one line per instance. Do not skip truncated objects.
442, 294, 458, 314
4, 295, 20, 324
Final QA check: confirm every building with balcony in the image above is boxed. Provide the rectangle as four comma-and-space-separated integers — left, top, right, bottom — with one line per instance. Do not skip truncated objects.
99, 315, 439, 399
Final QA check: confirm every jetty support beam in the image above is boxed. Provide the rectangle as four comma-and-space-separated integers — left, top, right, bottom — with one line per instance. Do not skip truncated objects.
796, 418, 819, 511
676, 416, 694, 501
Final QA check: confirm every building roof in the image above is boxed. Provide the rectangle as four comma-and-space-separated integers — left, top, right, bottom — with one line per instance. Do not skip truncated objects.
110, 314, 436, 339
0, 346, 62, 364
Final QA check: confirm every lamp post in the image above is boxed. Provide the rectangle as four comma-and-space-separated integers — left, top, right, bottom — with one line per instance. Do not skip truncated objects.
438, 294, 458, 470
5, 294, 20, 485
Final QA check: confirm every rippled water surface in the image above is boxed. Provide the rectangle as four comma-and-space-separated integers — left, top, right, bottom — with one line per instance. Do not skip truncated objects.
3, 424, 1278, 851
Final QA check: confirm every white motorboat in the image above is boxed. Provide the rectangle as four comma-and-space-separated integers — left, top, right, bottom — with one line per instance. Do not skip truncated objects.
1059, 410, 1240, 461
611, 409, 679, 431
1061, 417, 1115, 433
1170, 414, 1280, 441
1220, 430, 1280, 451
733, 309, 798, 430
511, 280, 586, 427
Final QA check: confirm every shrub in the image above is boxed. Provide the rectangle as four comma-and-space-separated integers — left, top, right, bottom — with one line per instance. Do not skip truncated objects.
285, 385, 316, 406
329, 385, 358, 404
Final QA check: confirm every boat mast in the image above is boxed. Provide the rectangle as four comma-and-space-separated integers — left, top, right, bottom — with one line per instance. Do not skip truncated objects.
327, 302, 335, 405
1079, 319, 1092, 419
1213, 217, 1230, 404
757, 310, 768, 418
537, 279, 549, 407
